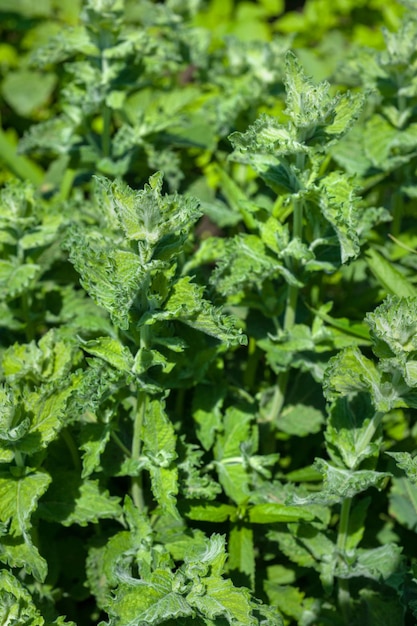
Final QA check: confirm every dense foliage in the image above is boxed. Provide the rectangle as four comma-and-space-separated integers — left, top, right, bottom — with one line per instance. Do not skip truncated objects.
2, 0, 417, 624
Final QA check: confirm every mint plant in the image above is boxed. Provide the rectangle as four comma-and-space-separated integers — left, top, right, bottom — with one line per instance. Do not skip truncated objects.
2, 1, 417, 625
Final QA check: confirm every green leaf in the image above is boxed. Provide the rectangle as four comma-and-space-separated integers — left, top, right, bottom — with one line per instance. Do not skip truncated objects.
366, 295, 417, 357
324, 346, 381, 403
318, 172, 361, 263
0, 468, 51, 581
264, 582, 311, 622
2, 70, 56, 117
192, 383, 225, 451
277, 403, 324, 437
65, 228, 144, 330
98, 173, 201, 245
227, 524, 255, 589
2, 330, 75, 383
214, 407, 255, 504
142, 399, 179, 518
249, 503, 314, 523
163, 275, 247, 346
211, 233, 284, 296
0, 468, 51, 536
337, 543, 404, 583
325, 394, 381, 469
80, 422, 112, 478
284, 51, 364, 144
0, 260, 40, 299
0, 569, 43, 626
38, 472, 122, 526
290, 459, 390, 505
388, 475, 417, 531
80, 336, 134, 372
345, 497, 371, 551
108, 572, 194, 626
358, 588, 407, 626
386, 451, 417, 483
184, 502, 236, 522
365, 250, 417, 298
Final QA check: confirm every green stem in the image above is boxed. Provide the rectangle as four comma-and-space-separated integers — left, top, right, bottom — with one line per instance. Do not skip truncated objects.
101, 104, 111, 159
21, 291, 35, 342
111, 431, 132, 457
57, 167, 76, 202
337, 497, 353, 624
265, 194, 304, 424
391, 186, 403, 238
131, 391, 146, 511
14, 450, 25, 468
0, 128, 44, 185
61, 428, 81, 472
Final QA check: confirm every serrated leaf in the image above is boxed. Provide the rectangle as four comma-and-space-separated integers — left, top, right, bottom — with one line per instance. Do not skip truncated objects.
0, 468, 51, 581
3, 385, 75, 457
366, 295, 417, 357
323, 347, 396, 412
386, 451, 417, 483
38, 473, 122, 526
0, 533, 48, 583
0, 569, 44, 626
142, 399, 179, 518
163, 275, 246, 346
325, 394, 381, 469
66, 228, 145, 330
289, 460, 390, 505
80, 336, 134, 372
284, 51, 364, 144
210, 234, 284, 296
318, 172, 361, 263
107, 574, 194, 626
0, 260, 40, 299
0, 468, 51, 537
214, 407, 255, 504
337, 543, 404, 583
80, 422, 112, 478
98, 172, 201, 244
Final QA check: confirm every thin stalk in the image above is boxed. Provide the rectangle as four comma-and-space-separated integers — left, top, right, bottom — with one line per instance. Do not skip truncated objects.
391, 186, 403, 238
21, 291, 35, 342
0, 128, 44, 185
337, 497, 353, 624
57, 168, 76, 202
14, 450, 25, 468
101, 104, 111, 159
61, 428, 81, 472
111, 431, 132, 457
265, 194, 304, 424
131, 391, 146, 511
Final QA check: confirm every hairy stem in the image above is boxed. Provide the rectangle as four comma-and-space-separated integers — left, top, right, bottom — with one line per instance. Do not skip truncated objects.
131, 391, 146, 511
101, 104, 111, 159
21, 291, 35, 342
265, 193, 304, 425
61, 428, 81, 472
337, 497, 353, 624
